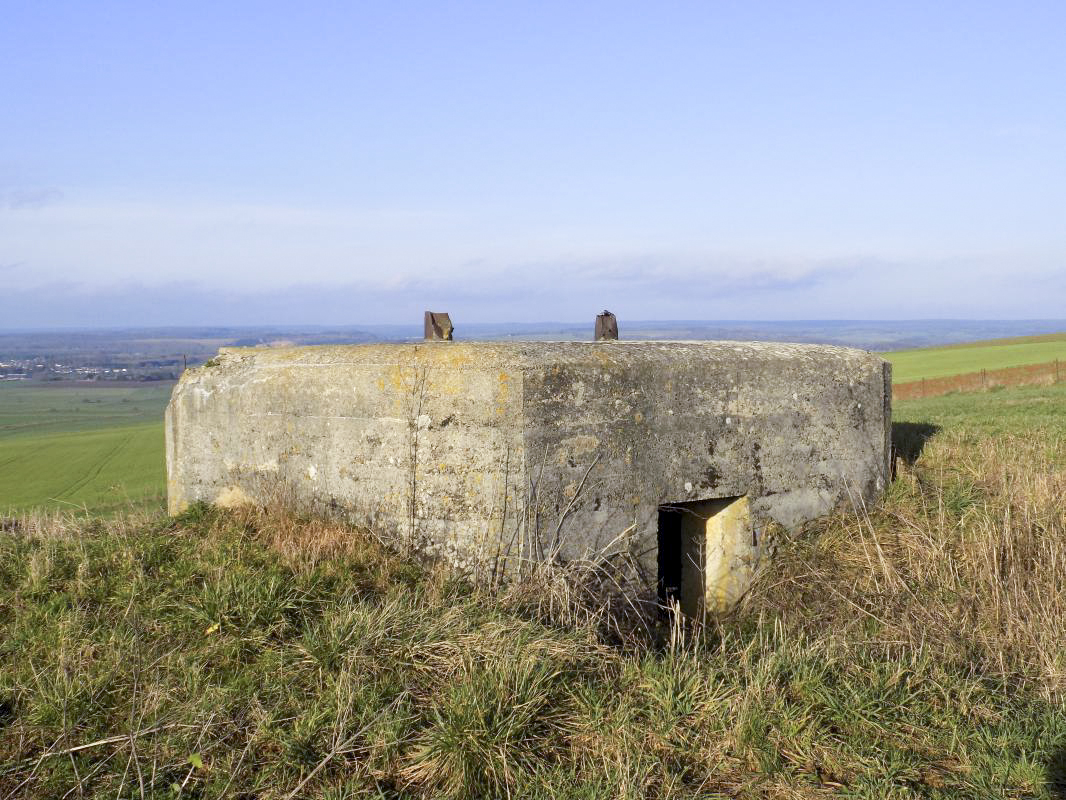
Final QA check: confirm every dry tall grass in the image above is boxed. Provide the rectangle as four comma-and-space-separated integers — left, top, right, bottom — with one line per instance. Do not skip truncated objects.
2, 399, 1065, 797
743, 429, 1066, 698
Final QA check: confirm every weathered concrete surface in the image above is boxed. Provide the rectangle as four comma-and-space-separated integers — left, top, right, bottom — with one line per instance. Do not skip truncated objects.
167, 341, 890, 607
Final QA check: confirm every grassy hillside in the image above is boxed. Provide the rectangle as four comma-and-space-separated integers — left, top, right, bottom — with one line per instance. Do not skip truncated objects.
0, 384, 171, 513
1, 385, 1064, 798
886, 332, 1066, 383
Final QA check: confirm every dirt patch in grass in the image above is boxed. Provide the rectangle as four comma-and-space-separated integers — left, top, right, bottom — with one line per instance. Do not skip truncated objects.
895, 360, 1065, 400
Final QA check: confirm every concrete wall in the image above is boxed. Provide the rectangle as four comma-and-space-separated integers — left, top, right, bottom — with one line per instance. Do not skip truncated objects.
167, 341, 890, 605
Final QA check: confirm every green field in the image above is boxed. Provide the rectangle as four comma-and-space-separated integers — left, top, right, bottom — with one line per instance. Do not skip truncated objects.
0, 383, 172, 513
896, 381, 1066, 436
886, 332, 1066, 383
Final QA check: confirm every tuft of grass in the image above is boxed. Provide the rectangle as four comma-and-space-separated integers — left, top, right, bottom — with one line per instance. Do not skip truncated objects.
0, 387, 1065, 797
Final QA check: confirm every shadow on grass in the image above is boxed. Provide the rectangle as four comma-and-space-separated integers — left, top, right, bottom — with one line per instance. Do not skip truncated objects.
1049, 745, 1066, 799
892, 421, 941, 466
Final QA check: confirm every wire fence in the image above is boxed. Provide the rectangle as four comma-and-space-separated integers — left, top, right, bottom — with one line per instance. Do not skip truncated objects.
894, 359, 1063, 401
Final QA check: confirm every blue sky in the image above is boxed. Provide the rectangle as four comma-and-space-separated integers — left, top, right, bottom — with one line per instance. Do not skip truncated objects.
2, 1, 1064, 326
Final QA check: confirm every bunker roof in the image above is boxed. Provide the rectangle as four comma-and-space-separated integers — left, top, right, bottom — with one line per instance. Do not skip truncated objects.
211, 340, 881, 372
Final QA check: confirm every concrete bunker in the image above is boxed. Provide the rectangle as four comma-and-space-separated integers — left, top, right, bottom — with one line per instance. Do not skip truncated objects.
166, 340, 891, 614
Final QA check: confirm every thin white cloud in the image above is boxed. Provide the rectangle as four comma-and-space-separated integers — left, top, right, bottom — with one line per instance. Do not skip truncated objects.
2, 195, 1063, 323
3, 249, 1058, 328
2, 187, 64, 210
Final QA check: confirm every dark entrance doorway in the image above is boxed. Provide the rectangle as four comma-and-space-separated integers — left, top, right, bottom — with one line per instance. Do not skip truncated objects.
657, 496, 752, 617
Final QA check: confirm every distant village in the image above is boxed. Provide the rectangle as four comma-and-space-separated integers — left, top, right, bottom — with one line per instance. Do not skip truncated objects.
0, 357, 183, 383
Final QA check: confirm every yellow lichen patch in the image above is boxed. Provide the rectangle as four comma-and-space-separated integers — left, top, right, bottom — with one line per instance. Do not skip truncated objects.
435, 379, 462, 396
495, 371, 512, 415
215, 485, 255, 509
386, 364, 416, 394
592, 349, 613, 366
166, 479, 187, 515
446, 348, 477, 369
555, 434, 600, 465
